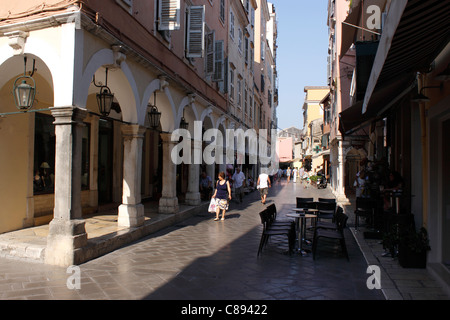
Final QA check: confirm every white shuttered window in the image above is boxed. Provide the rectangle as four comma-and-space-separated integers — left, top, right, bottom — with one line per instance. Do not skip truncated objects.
158, 0, 181, 31
186, 5, 205, 58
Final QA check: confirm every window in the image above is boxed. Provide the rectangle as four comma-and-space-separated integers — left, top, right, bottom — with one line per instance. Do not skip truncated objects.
158, 0, 181, 31
81, 124, 90, 190
229, 66, 235, 101
250, 45, 254, 72
186, 5, 205, 58
230, 11, 235, 39
213, 40, 224, 82
238, 28, 243, 53
245, 37, 249, 64
33, 113, 90, 194
237, 78, 242, 109
220, 0, 225, 23
205, 30, 215, 74
34, 113, 55, 195
244, 83, 248, 115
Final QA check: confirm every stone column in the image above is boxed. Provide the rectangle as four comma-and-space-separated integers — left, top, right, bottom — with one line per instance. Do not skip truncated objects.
336, 139, 349, 203
118, 124, 146, 228
159, 132, 179, 213
206, 163, 215, 188
45, 106, 88, 266
185, 140, 201, 206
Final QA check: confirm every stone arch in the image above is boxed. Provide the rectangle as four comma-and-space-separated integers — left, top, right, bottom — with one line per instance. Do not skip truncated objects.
79, 49, 139, 123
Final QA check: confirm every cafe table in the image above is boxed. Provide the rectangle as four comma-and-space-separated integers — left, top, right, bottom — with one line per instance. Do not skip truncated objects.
287, 208, 318, 255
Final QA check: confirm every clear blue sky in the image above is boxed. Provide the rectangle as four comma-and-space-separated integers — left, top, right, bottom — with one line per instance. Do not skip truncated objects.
271, 0, 329, 130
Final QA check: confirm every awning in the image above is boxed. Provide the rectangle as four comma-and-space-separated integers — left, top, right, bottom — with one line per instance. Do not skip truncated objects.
362, 0, 450, 114
340, 2, 362, 58
339, 77, 415, 135
340, 0, 450, 134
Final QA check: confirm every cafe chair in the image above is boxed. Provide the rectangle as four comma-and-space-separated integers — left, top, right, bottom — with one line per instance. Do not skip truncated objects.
312, 213, 349, 261
258, 209, 295, 256
315, 206, 344, 231
318, 198, 336, 203
316, 201, 337, 222
354, 197, 375, 230
296, 197, 315, 209
266, 204, 292, 226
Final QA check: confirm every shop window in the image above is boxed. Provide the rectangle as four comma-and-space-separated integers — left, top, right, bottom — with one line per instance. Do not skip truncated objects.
81, 124, 90, 190
33, 113, 90, 194
34, 113, 55, 195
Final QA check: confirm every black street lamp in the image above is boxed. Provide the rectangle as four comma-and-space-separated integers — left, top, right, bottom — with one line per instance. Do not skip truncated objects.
94, 68, 115, 117
147, 92, 161, 130
180, 108, 189, 130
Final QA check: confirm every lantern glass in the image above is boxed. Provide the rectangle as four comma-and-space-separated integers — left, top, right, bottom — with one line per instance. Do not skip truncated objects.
96, 88, 114, 117
148, 105, 161, 129
180, 117, 189, 130
14, 79, 35, 110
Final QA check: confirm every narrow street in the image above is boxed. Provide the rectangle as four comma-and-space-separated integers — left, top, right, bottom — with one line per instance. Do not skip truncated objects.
0, 180, 384, 301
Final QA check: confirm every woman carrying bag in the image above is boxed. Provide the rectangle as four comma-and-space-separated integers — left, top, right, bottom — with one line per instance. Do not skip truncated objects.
211, 171, 232, 221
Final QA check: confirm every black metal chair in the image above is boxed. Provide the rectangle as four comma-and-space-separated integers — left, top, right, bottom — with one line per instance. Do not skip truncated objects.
315, 206, 344, 231
312, 212, 349, 261
266, 203, 292, 226
318, 198, 336, 203
296, 197, 315, 209
354, 197, 376, 230
257, 209, 295, 256
316, 201, 337, 222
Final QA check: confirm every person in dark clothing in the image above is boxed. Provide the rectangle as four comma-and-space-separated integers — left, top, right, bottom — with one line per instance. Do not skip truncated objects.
211, 171, 232, 221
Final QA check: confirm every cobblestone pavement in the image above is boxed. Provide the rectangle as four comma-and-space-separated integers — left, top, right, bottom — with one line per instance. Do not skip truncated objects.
0, 180, 387, 302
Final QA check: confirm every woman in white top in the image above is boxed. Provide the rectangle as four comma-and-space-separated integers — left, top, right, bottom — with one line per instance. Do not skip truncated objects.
257, 171, 271, 204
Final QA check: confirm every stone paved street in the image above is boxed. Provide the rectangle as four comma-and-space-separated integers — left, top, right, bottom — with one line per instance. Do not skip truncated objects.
0, 180, 386, 302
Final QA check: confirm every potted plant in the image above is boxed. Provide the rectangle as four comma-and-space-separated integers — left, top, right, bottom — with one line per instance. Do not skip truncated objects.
398, 226, 431, 268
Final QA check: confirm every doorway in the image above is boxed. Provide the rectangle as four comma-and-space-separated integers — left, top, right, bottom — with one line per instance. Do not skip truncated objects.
98, 119, 113, 204
442, 119, 450, 269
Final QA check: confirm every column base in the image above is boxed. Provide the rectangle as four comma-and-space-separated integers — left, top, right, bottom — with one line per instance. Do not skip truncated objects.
159, 197, 179, 214
45, 219, 88, 266
118, 203, 145, 228
185, 192, 201, 206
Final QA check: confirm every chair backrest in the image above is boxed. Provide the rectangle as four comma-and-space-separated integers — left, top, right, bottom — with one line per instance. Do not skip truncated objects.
267, 203, 277, 217
317, 201, 336, 211
335, 213, 348, 232
296, 197, 315, 209
259, 209, 269, 226
318, 198, 336, 203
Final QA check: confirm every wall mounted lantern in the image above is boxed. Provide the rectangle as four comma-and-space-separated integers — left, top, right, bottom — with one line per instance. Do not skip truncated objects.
412, 84, 443, 103
180, 108, 189, 130
147, 91, 161, 130
13, 56, 36, 110
93, 68, 115, 117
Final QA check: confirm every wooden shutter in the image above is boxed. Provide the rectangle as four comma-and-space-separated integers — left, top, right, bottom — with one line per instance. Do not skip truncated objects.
206, 31, 215, 74
186, 5, 205, 58
213, 40, 224, 82
158, 0, 181, 31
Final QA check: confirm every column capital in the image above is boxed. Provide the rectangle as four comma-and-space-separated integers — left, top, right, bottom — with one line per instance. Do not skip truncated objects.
51, 106, 87, 125
121, 124, 146, 139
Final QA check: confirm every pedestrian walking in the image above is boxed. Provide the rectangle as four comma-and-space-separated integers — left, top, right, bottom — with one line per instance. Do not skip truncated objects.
257, 168, 271, 205
232, 167, 246, 203
287, 167, 291, 182
299, 167, 305, 186
211, 171, 232, 221
293, 167, 298, 183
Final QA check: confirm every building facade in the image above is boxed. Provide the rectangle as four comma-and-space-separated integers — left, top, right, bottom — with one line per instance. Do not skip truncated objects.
0, 0, 278, 266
